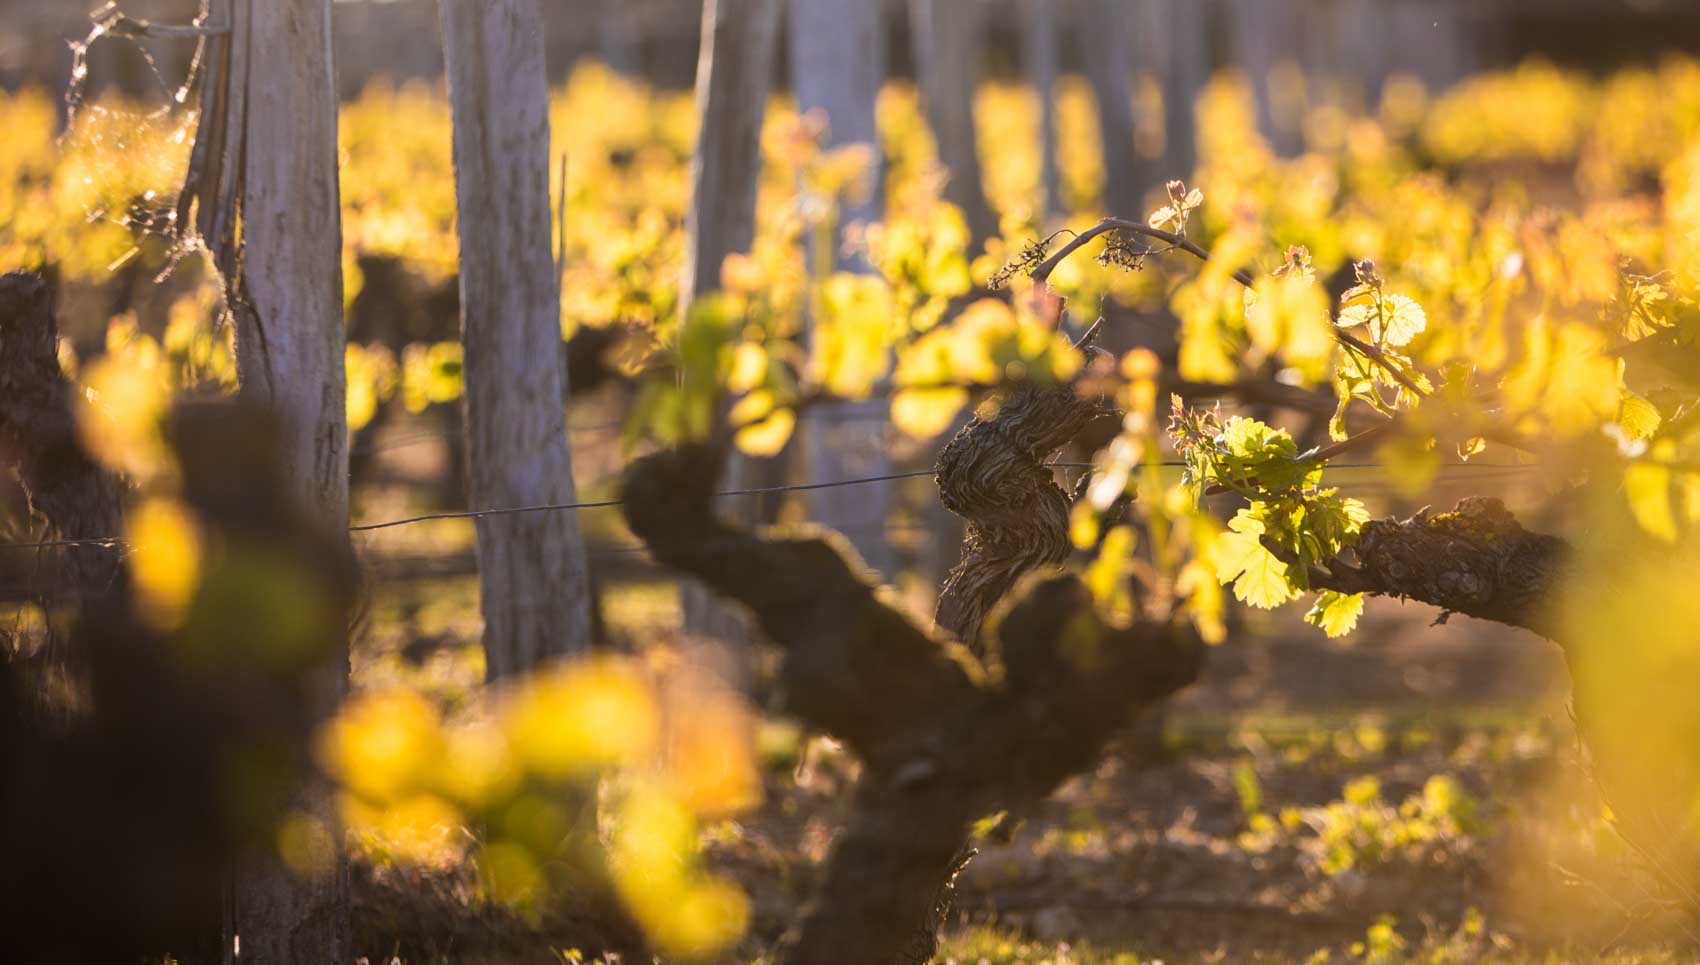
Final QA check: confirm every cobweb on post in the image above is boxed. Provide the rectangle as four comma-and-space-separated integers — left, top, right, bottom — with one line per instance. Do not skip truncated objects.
60, 1, 228, 282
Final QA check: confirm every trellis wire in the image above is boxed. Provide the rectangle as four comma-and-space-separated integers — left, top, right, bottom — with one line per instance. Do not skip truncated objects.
0, 459, 1541, 551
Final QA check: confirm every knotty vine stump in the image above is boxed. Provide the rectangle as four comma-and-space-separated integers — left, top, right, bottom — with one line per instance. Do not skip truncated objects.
0, 271, 126, 604
621, 348, 1204, 963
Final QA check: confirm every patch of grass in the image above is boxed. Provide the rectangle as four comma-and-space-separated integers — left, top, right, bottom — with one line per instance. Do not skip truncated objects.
935, 925, 1153, 964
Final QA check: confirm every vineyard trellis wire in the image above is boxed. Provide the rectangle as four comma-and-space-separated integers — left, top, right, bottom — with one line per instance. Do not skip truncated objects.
0, 459, 1540, 552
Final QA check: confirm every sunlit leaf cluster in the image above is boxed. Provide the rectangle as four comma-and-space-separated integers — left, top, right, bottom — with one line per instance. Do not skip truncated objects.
321, 655, 760, 960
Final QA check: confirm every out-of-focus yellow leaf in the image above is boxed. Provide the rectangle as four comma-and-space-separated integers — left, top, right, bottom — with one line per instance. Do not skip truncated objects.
503, 658, 659, 779
77, 341, 170, 478
401, 341, 465, 413
608, 785, 751, 959
436, 719, 519, 808
277, 812, 338, 879
1084, 525, 1136, 614
653, 878, 751, 960
346, 343, 398, 432
665, 682, 761, 817
719, 252, 764, 295
811, 274, 892, 399
1175, 559, 1227, 645
1378, 433, 1440, 498
1544, 323, 1621, 434
1245, 273, 1331, 381
1626, 461, 1677, 541
127, 497, 202, 632
734, 407, 795, 457
1070, 502, 1101, 550
478, 839, 545, 908
320, 689, 444, 802
892, 386, 967, 439
1618, 389, 1662, 441
727, 342, 767, 394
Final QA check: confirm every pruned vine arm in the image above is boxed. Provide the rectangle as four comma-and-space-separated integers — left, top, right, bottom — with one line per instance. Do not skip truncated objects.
1263, 496, 1571, 638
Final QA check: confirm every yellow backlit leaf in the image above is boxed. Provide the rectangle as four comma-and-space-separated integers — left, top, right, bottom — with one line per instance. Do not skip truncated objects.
609, 787, 750, 959
727, 342, 768, 394
76, 351, 170, 478
346, 343, 398, 432
719, 252, 764, 295
1377, 294, 1427, 347
478, 839, 545, 908
1618, 389, 1662, 441
320, 689, 444, 802
1213, 513, 1299, 609
277, 812, 337, 879
1070, 502, 1101, 550
734, 407, 795, 457
1175, 559, 1227, 645
666, 687, 761, 817
654, 878, 751, 959
812, 274, 893, 400
892, 386, 967, 439
1084, 525, 1136, 616
504, 658, 660, 779
436, 719, 520, 807
1305, 591, 1366, 638
127, 498, 203, 632
1625, 461, 1678, 542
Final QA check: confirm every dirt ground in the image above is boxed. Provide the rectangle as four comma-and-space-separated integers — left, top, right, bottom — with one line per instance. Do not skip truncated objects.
695, 596, 1635, 961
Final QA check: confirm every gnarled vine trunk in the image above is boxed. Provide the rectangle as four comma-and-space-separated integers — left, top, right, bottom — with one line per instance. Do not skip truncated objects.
0, 272, 125, 603
1273, 496, 1570, 638
933, 378, 1107, 649
622, 329, 1195, 961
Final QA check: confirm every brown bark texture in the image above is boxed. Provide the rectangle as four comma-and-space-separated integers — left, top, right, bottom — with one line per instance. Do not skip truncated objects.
933, 378, 1109, 650
0, 271, 126, 601
1271, 495, 1571, 639
1, 400, 357, 964
622, 357, 1199, 962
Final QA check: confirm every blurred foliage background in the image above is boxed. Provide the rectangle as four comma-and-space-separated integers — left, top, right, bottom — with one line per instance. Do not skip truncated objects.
12, 1, 1700, 962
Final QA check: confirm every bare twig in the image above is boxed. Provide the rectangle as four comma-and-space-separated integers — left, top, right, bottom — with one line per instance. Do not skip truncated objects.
1030, 217, 1431, 399
1031, 218, 1249, 287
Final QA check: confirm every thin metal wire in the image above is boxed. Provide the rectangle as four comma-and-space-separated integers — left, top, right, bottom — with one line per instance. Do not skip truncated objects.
0, 459, 1543, 549
349, 498, 629, 533
347, 468, 942, 534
